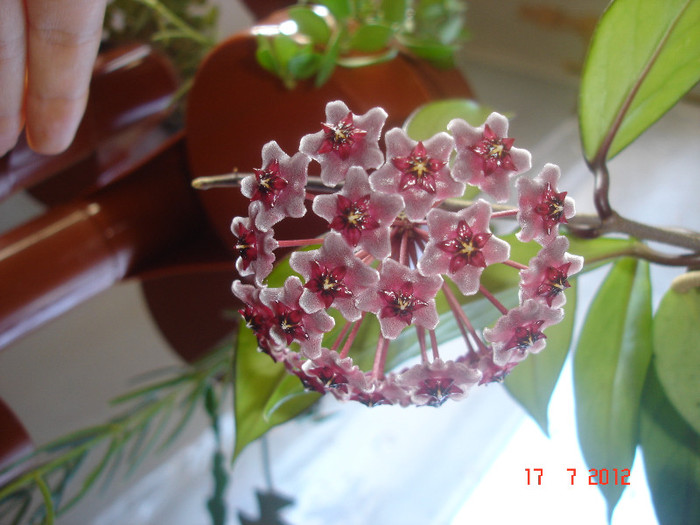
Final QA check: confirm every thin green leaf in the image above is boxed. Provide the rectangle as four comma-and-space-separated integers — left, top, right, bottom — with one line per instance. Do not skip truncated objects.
123, 400, 175, 477
652, 287, 700, 435
574, 258, 653, 518
97, 436, 128, 493
59, 439, 121, 514
640, 362, 700, 524
111, 374, 190, 405
35, 475, 55, 525
403, 99, 497, 141
579, 0, 700, 161
157, 382, 206, 452
123, 419, 153, 477
49, 452, 87, 514
504, 280, 577, 436
0, 489, 31, 525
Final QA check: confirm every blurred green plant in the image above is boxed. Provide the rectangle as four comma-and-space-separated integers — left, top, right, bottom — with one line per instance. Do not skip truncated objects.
103, 0, 219, 93
255, 0, 470, 88
0, 345, 233, 525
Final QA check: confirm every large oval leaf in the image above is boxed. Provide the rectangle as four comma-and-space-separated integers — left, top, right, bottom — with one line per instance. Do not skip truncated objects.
652, 287, 700, 435
233, 324, 319, 460
640, 363, 700, 524
504, 280, 577, 436
574, 258, 652, 518
579, 0, 700, 161
403, 98, 497, 141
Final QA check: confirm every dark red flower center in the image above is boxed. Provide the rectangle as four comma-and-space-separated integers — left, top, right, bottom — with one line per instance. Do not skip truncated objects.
239, 303, 275, 355
438, 220, 491, 272
470, 124, 517, 175
536, 263, 572, 306
308, 364, 350, 391
352, 391, 390, 407
379, 282, 428, 325
232, 224, 258, 269
506, 320, 546, 353
273, 302, 308, 345
318, 112, 367, 160
392, 142, 445, 193
534, 183, 568, 234
305, 261, 351, 308
329, 194, 380, 246
416, 377, 463, 407
251, 159, 288, 207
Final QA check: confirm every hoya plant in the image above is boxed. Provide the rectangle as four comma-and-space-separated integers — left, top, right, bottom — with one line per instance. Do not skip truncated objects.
0, 1, 698, 524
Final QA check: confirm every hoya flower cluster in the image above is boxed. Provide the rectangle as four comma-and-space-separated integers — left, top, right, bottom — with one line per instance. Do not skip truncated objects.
231, 100, 581, 407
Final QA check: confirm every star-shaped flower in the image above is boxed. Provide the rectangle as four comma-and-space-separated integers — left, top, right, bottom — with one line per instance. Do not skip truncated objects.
296, 348, 367, 399
232, 280, 283, 359
484, 299, 563, 366
370, 128, 462, 220
517, 163, 576, 245
448, 113, 532, 202
357, 259, 443, 339
347, 375, 410, 406
398, 359, 481, 407
241, 141, 309, 231
260, 277, 335, 358
230, 212, 278, 285
418, 200, 510, 295
519, 236, 583, 308
313, 166, 403, 259
290, 232, 380, 321
299, 100, 386, 186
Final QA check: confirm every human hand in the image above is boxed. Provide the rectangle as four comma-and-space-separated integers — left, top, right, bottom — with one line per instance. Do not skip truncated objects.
0, 0, 107, 157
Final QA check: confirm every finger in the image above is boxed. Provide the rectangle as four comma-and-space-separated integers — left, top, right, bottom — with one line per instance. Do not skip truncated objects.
25, 0, 106, 154
0, 0, 27, 156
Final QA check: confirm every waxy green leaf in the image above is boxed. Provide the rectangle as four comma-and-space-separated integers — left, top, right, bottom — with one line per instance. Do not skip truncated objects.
574, 258, 652, 518
380, 0, 407, 24
233, 324, 319, 460
579, 0, 700, 161
565, 235, 636, 270
652, 287, 700, 435
289, 6, 331, 45
504, 280, 577, 436
349, 23, 394, 52
403, 99, 497, 142
319, 0, 351, 20
640, 363, 700, 524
